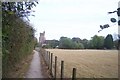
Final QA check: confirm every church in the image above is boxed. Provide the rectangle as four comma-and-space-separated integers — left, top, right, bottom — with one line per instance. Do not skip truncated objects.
39, 31, 46, 46
39, 31, 59, 48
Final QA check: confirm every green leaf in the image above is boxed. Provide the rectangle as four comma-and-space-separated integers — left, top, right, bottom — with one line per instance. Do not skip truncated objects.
8, 11, 14, 14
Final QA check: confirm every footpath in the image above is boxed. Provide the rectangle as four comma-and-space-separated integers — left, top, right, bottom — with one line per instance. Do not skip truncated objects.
25, 50, 50, 78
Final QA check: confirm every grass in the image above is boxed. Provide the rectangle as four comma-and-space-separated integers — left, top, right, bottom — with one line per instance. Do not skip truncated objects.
46, 49, 118, 78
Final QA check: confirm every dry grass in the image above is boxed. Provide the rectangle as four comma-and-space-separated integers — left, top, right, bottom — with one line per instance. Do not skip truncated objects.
46, 49, 118, 78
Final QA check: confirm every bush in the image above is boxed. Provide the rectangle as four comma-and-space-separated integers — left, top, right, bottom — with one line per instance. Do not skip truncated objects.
2, 14, 36, 77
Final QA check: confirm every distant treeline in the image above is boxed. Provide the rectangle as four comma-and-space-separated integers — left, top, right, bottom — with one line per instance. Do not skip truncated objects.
43, 34, 120, 50
2, 2, 38, 77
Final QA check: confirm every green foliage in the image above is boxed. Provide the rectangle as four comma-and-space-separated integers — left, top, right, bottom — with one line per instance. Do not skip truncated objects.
73, 42, 84, 49
79, 39, 89, 49
42, 44, 51, 49
48, 40, 59, 48
2, 2, 38, 18
114, 40, 119, 49
2, 14, 36, 78
78, 42, 84, 49
2, 2, 38, 77
32, 37, 38, 48
42, 40, 59, 49
59, 37, 84, 49
44, 34, 116, 50
59, 37, 73, 49
87, 35, 104, 49
104, 34, 114, 49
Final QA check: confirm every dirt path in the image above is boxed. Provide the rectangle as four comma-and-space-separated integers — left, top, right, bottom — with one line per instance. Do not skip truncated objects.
25, 50, 49, 78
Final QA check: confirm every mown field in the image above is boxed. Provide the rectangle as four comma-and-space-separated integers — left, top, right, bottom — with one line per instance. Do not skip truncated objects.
46, 49, 118, 78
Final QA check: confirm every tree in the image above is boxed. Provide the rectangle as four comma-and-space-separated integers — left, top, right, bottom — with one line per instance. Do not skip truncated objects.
77, 42, 84, 49
88, 35, 104, 49
44, 40, 59, 48
50, 40, 59, 48
2, 2, 38, 18
71, 37, 84, 49
59, 37, 73, 49
72, 37, 81, 43
104, 34, 114, 49
2, 2, 38, 77
114, 40, 119, 49
59, 37, 84, 49
80, 39, 89, 49
87, 40, 93, 49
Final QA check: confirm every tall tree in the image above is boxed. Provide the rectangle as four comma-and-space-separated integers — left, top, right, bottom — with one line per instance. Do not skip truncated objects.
88, 35, 104, 49
80, 39, 89, 49
59, 37, 73, 49
104, 34, 114, 49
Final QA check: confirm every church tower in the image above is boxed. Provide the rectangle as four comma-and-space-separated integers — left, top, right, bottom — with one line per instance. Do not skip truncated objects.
39, 31, 46, 46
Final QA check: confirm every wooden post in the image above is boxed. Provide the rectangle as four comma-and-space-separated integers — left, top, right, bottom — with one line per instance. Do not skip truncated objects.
44, 50, 46, 61
72, 68, 76, 80
50, 53, 53, 77
61, 61, 64, 80
47, 51, 49, 66
45, 50, 46, 62
46, 51, 48, 65
48, 51, 50, 69
46, 51, 47, 63
54, 56, 57, 79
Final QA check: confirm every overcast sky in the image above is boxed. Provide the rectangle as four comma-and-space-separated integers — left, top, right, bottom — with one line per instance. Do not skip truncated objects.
29, 0, 119, 40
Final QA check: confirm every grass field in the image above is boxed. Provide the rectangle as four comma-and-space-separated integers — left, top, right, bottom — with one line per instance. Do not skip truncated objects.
46, 49, 118, 78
